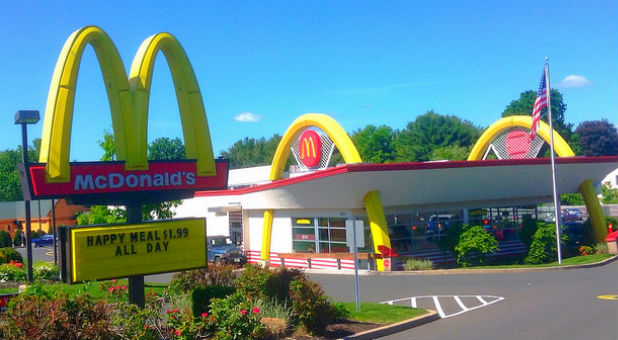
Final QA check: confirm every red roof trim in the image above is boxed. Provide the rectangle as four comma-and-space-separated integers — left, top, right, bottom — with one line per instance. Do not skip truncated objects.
195, 156, 617, 197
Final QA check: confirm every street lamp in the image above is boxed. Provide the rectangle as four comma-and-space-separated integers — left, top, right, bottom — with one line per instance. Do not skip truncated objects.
14, 110, 40, 282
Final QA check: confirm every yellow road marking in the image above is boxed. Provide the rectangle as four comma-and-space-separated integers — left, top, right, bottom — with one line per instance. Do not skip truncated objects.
597, 295, 618, 301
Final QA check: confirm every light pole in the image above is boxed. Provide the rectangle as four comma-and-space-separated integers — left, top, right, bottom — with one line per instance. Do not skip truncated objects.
14, 110, 40, 282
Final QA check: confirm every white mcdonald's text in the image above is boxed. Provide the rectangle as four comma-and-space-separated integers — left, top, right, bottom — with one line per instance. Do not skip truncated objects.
74, 171, 196, 191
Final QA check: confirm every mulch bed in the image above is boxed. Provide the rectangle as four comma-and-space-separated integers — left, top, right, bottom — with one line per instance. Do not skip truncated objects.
280, 320, 386, 340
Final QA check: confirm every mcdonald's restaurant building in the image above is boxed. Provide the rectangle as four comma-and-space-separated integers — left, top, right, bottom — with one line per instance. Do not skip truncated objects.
177, 114, 618, 271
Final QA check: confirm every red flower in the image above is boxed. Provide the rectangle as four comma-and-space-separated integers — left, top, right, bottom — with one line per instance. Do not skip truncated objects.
109, 287, 115, 292
112, 279, 117, 283
144, 324, 149, 329
172, 308, 179, 313
252, 307, 260, 314
240, 309, 246, 315
121, 285, 127, 290
175, 330, 182, 336
166, 309, 171, 314
201, 312, 208, 317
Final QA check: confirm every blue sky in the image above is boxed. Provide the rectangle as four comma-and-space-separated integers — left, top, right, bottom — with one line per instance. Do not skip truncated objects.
1, 1, 616, 161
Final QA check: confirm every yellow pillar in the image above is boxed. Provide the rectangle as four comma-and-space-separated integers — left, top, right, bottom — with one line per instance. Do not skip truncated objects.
579, 179, 607, 243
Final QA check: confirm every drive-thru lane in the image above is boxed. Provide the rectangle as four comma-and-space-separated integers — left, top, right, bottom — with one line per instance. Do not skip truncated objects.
308, 259, 618, 340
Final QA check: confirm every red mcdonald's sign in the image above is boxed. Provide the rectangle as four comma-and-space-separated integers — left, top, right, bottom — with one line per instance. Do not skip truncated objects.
299, 130, 322, 168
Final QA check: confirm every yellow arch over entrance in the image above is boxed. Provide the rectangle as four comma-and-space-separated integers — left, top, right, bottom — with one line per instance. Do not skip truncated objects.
39, 25, 216, 183
261, 113, 392, 271
468, 115, 607, 242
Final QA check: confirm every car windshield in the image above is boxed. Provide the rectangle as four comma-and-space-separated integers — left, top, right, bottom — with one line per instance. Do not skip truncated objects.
210, 237, 232, 247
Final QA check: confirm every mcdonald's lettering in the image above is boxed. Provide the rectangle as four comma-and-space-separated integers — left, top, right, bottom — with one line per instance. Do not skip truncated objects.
24, 25, 228, 200
299, 130, 322, 168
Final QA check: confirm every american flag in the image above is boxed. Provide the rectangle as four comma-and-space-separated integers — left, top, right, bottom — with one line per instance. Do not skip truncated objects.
530, 68, 548, 140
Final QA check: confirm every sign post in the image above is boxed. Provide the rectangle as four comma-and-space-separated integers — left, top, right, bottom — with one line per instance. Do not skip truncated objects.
126, 201, 144, 307
346, 218, 364, 312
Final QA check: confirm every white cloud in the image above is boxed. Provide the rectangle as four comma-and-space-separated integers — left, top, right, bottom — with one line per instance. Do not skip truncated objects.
234, 112, 261, 123
558, 75, 593, 88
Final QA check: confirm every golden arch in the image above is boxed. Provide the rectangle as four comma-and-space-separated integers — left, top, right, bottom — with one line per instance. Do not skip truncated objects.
39, 25, 216, 183
261, 113, 392, 271
468, 115, 606, 243
468, 115, 574, 160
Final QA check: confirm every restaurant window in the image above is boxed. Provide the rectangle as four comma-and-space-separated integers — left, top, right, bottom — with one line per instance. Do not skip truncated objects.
292, 217, 350, 253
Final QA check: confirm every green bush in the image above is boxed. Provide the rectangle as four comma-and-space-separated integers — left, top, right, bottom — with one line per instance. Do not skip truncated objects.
437, 223, 464, 254
454, 225, 498, 267
210, 291, 265, 340
0, 231, 12, 248
191, 285, 236, 317
0, 293, 117, 340
402, 257, 433, 270
33, 261, 59, 280
169, 264, 237, 294
520, 218, 539, 247
525, 222, 567, 264
0, 247, 23, 264
595, 243, 609, 254
235, 264, 276, 300
288, 277, 338, 335
12, 232, 22, 247
0, 263, 26, 281
606, 216, 618, 231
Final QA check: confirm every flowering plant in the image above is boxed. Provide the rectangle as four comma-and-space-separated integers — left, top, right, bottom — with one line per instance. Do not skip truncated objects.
100, 279, 128, 301
210, 291, 264, 340
164, 308, 215, 340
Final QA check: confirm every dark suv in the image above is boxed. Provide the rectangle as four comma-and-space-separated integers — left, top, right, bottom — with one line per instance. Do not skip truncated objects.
207, 235, 246, 265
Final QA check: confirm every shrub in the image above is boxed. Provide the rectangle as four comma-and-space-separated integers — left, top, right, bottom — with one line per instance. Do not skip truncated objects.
33, 261, 59, 281
402, 257, 433, 271
520, 218, 539, 247
210, 291, 265, 340
253, 297, 295, 338
288, 277, 337, 335
12, 231, 22, 247
169, 264, 237, 294
454, 226, 498, 267
165, 307, 215, 340
0, 231, 12, 248
111, 302, 160, 340
0, 293, 116, 340
0, 247, 23, 264
0, 262, 26, 282
437, 223, 464, 254
595, 243, 609, 254
578, 245, 594, 256
191, 285, 236, 317
235, 264, 276, 300
30, 230, 45, 240
525, 222, 567, 264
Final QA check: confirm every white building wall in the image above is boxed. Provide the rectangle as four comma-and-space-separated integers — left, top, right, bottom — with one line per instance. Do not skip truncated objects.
175, 196, 231, 237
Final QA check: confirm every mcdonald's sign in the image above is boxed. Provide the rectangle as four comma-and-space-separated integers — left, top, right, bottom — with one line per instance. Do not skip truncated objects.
21, 26, 228, 203
298, 130, 322, 168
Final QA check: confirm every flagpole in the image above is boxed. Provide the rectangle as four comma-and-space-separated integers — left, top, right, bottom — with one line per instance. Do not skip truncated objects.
545, 57, 563, 264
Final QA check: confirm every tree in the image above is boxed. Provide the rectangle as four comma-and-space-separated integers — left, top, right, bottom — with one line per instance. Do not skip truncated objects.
0, 139, 40, 202
502, 89, 573, 141
573, 119, 618, 156
430, 145, 471, 161
148, 137, 186, 160
393, 111, 482, 162
219, 135, 282, 169
350, 125, 396, 163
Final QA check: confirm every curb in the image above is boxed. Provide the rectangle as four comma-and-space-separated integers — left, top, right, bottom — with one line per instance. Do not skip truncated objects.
304, 255, 618, 276
339, 310, 440, 340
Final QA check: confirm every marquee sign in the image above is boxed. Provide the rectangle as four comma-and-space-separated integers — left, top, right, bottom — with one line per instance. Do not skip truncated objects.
68, 218, 206, 283
19, 25, 228, 204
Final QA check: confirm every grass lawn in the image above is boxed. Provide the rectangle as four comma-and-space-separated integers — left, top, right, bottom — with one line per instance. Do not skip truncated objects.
464, 253, 615, 269
339, 302, 428, 323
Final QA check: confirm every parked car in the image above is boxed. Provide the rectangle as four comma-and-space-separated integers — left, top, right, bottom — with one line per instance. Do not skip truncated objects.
562, 208, 583, 223
424, 214, 455, 240
207, 235, 245, 265
31, 234, 56, 247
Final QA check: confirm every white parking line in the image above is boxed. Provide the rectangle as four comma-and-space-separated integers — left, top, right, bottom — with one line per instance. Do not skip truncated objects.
381, 295, 505, 319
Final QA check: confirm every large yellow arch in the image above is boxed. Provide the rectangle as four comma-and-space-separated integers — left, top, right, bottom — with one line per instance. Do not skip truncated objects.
39, 26, 216, 183
39, 26, 135, 182
468, 115, 606, 242
129, 33, 215, 176
261, 113, 392, 271
468, 115, 574, 160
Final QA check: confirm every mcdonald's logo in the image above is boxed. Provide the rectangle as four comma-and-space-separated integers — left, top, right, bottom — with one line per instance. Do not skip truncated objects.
23, 25, 228, 201
298, 130, 322, 168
